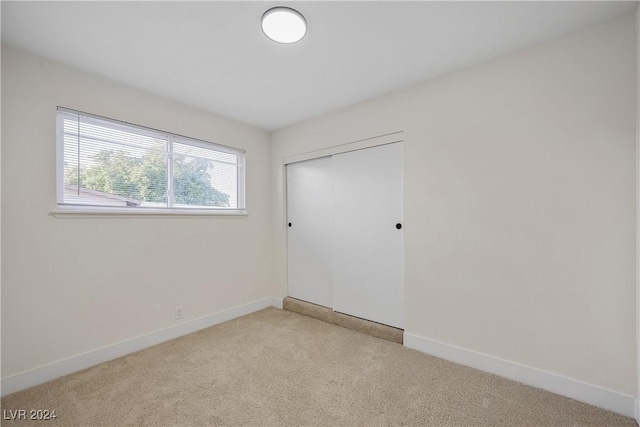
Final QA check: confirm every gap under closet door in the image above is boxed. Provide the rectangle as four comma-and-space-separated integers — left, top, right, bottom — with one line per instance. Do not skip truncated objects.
332, 143, 404, 328
286, 156, 333, 308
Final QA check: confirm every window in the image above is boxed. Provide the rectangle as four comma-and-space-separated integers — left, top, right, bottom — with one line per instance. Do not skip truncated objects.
56, 107, 245, 213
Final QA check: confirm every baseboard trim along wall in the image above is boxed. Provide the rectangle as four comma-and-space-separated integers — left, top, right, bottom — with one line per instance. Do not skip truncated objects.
403, 332, 635, 418
1, 297, 283, 397
271, 296, 284, 309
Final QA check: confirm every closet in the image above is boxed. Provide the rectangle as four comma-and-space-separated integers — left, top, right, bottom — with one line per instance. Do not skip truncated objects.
286, 142, 404, 328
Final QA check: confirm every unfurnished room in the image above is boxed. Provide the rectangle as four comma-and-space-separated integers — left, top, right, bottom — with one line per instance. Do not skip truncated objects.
1, 1, 640, 426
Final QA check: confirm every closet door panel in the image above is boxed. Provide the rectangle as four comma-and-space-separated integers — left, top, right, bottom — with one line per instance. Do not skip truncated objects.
286, 157, 333, 308
332, 143, 404, 328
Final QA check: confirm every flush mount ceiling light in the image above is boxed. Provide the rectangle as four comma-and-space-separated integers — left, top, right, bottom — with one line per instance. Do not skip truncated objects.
261, 7, 307, 44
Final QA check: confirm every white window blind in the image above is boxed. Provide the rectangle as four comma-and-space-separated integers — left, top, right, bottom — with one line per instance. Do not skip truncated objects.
56, 107, 245, 212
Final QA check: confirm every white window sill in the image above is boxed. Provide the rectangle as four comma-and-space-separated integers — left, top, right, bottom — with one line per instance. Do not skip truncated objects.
50, 207, 247, 219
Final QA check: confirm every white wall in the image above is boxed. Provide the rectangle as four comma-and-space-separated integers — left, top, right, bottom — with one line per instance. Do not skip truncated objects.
271, 12, 637, 398
1, 45, 273, 378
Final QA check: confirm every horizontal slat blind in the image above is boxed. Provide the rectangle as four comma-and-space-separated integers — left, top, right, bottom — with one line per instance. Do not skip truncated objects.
172, 140, 238, 209
57, 108, 244, 210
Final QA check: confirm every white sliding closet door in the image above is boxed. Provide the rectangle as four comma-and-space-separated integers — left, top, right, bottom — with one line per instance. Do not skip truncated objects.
286, 156, 333, 308
332, 143, 404, 328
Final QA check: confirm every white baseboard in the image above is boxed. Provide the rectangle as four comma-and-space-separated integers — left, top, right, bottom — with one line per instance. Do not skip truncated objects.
404, 332, 635, 418
2, 297, 282, 397
270, 296, 284, 309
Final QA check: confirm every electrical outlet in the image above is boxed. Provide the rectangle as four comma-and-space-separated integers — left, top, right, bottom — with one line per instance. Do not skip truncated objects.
175, 306, 184, 320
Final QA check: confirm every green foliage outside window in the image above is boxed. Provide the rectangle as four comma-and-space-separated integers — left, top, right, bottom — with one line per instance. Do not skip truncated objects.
64, 149, 230, 207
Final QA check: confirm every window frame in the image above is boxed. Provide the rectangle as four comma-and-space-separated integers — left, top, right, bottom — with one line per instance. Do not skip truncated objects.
54, 107, 247, 218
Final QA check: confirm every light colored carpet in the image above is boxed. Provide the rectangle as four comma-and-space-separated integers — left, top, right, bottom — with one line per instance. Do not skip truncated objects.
283, 296, 404, 344
1, 307, 636, 426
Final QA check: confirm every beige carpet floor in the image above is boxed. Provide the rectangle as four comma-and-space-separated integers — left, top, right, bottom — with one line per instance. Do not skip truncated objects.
1, 307, 636, 426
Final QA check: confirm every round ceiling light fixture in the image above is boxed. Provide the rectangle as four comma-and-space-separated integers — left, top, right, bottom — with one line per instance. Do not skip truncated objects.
261, 7, 307, 44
